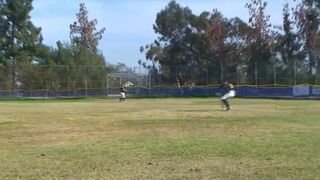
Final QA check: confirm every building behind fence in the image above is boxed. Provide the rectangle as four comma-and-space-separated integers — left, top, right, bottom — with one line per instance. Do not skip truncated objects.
0, 64, 319, 98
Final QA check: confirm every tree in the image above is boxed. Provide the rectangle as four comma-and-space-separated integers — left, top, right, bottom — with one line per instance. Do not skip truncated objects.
149, 0, 197, 87
206, 9, 228, 83
281, 3, 297, 63
69, 3, 107, 90
139, 44, 161, 83
0, 0, 42, 64
141, 1, 252, 86
0, 0, 42, 90
224, 17, 251, 84
245, 0, 275, 85
70, 3, 106, 54
276, 2, 303, 85
295, 0, 320, 83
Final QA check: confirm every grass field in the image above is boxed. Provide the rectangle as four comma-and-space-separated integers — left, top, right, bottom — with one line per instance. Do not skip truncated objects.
0, 98, 320, 179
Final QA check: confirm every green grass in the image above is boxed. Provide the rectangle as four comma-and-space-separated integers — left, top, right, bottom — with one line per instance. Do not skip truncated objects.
0, 98, 319, 179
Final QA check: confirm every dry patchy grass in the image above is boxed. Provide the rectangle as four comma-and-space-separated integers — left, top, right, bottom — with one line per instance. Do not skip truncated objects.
0, 98, 320, 179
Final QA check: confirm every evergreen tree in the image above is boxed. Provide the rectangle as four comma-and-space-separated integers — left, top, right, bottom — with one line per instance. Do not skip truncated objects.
0, 0, 42, 64
0, 0, 42, 90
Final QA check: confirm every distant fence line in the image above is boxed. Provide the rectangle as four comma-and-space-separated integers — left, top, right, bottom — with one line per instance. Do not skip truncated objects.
1, 64, 320, 98
0, 85, 319, 98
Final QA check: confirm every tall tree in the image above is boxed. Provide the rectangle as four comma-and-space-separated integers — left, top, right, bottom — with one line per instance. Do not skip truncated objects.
0, 0, 42, 90
151, 0, 196, 86
206, 9, 228, 83
0, 0, 41, 64
141, 1, 251, 86
295, 0, 320, 83
224, 17, 251, 84
245, 0, 275, 84
281, 2, 297, 63
69, 3, 107, 90
70, 3, 106, 54
277, 2, 303, 85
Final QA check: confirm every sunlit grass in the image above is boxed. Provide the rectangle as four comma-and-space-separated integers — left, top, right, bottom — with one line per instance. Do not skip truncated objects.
0, 98, 319, 179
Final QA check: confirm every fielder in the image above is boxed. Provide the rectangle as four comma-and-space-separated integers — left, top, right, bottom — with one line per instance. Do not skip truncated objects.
119, 84, 126, 102
220, 81, 236, 111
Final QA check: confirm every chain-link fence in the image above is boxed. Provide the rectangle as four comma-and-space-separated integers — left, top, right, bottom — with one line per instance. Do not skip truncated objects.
0, 65, 108, 97
150, 60, 320, 87
0, 62, 319, 98
106, 73, 151, 96
0, 65, 152, 97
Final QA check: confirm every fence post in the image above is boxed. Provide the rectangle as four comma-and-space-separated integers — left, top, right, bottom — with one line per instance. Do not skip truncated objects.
85, 65, 88, 97
236, 64, 239, 86
220, 61, 223, 83
146, 73, 148, 87
45, 80, 48, 97
67, 65, 70, 97
11, 64, 15, 95
106, 74, 109, 96
103, 67, 106, 96
206, 64, 209, 87
148, 74, 151, 89
315, 59, 318, 85
255, 61, 258, 86
293, 59, 297, 85
273, 58, 276, 86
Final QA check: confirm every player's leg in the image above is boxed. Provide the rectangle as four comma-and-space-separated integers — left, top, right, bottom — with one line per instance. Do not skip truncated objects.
221, 91, 231, 111
220, 92, 227, 107
119, 92, 125, 102
122, 92, 126, 102
228, 90, 235, 110
220, 99, 225, 109
224, 99, 230, 111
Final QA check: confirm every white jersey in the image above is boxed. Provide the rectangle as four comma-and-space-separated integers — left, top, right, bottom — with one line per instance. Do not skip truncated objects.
221, 90, 235, 100
221, 83, 236, 100
120, 92, 126, 99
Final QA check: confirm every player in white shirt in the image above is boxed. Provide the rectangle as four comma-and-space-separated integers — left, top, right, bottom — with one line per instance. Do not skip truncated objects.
220, 82, 236, 111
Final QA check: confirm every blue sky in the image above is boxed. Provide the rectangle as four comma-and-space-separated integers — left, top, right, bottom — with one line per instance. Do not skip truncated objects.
30, 0, 298, 67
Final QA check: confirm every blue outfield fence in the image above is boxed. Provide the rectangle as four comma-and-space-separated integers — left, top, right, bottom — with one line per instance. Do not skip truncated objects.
1, 85, 320, 98
135, 86, 320, 98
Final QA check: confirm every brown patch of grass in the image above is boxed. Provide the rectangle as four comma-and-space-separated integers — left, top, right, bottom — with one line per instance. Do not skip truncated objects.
0, 98, 320, 179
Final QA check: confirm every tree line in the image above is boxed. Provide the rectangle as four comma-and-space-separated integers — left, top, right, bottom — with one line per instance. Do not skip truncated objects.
140, 0, 320, 86
1, 0, 319, 92
0, 1, 117, 91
